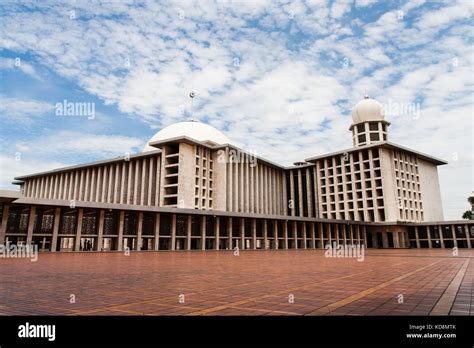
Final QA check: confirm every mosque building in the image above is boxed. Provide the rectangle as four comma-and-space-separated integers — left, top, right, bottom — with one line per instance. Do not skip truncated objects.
0, 97, 472, 252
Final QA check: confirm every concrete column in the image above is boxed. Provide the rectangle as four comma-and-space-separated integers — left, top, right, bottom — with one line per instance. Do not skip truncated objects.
26, 206, 36, 245
240, 217, 245, 250
372, 231, 378, 249
270, 169, 275, 215
140, 160, 147, 205
53, 174, 59, 199
227, 217, 232, 250
96, 209, 105, 251
273, 220, 278, 249
464, 225, 472, 249
251, 218, 257, 249
292, 221, 298, 249
117, 211, 124, 251
314, 163, 321, 219
116, 163, 122, 204
427, 226, 433, 248
382, 232, 388, 248
80, 170, 86, 201
136, 212, 143, 251
186, 215, 192, 250
451, 225, 458, 248
228, 163, 233, 212
318, 223, 323, 249
362, 225, 367, 247
43, 176, 48, 198
311, 223, 316, 249
264, 167, 269, 214
50, 208, 61, 252
283, 221, 288, 249
400, 232, 406, 248
289, 171, 295, 216
244, 163, 250, 213
415, 226, 421, 248
306, 168, 313, 217
117, 162, 128, 204
334, 224, 339, 245
201, 216, 206, 250
84, 170, 90, 201
327, 223, 332, 245
439, 225, 446, 248
154, 213, 160, 251
349, 225, 354, 245
214, 217, 220, 250
302, 222, 307, 249
93, 169, 100, 202
170, 214, 176, 251
239, 161, 244, 213
297, 170, 303, 217
282, 171, 288, 216
147, 158, 154, 206
155, 157, 161, 206
263, 219, 268, 250
74, 208, 84, 251
100, 167, 107, 203
276, 170, 281, 215
59, 173, 65, 199
133, 161, 140, 205
0, 203, 10, 244
393, 231, 400, 248
249, 162, 254, 214
254, 165, 259, 214
89, 170, 96, 202
126, 162, 133, 204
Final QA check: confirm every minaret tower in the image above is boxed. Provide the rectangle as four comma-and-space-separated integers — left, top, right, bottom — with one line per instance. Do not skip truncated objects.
350, 95, 390, 147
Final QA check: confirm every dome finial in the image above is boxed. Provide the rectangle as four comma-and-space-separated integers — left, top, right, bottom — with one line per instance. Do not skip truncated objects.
364, 94, 369, 99
188, 90, 196, 121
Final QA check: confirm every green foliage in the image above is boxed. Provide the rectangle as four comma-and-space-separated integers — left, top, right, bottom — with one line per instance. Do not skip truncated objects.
462, 210, 473, 220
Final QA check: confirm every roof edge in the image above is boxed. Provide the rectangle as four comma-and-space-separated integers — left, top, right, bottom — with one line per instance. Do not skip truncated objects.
14, 149, 162, 181
305, 141, 447, 166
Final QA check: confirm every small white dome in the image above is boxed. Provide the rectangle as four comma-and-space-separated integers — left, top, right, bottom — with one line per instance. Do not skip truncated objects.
351, 97, 384, 124
143, 120, 230, 152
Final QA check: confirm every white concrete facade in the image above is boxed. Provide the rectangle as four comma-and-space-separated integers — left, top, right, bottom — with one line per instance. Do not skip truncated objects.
11, 98, 448, 232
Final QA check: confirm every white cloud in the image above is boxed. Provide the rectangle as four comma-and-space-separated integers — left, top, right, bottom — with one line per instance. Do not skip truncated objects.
330, 1, 351, 19
21, 131, 145, 159
0, 96, 53, 125
355, 0, 377, 8
415, 0, 474, 31
0, 154, 64, 190
0, 57, 41, 80
0, 1, 472, 219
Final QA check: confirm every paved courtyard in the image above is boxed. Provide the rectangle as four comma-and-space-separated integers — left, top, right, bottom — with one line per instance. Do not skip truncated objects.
0, 249, 472, 316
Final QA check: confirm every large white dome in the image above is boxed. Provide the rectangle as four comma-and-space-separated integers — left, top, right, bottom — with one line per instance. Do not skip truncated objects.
351, 97, 384, 124
142, 120, 230, 152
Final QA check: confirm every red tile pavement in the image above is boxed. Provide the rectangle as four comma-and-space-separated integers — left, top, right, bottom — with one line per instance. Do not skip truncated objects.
0, 249, 472, 316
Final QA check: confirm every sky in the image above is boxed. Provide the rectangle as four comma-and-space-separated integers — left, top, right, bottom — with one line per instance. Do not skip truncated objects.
0, 0, 472, 219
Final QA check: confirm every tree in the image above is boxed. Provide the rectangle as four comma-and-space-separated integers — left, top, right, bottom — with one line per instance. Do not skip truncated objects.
468, 196, 474, 209
462, 195, 474, 219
